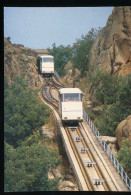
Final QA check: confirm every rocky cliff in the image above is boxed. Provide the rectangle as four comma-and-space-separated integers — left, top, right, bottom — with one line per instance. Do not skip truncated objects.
89, 6, 131, 76
60, 61, 81, 87
116, 115, 131, 148
4, 38, 40, 87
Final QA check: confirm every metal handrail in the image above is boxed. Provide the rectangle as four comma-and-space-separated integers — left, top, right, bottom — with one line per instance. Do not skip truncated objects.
54, 71, 60, 80
83, 110, 131, 191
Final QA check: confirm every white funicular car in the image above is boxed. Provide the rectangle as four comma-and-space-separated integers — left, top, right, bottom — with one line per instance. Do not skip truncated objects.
39, 55, 54, 77
59, 88, 83, 124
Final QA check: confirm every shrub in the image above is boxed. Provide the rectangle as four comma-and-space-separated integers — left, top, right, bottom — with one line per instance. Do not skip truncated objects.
117, 139, 131, 177
48, 43, 72, 76
4, 74, 51, 147
4, 133, 61, 191
71, 28, 101, 77
93, 74, 131, 136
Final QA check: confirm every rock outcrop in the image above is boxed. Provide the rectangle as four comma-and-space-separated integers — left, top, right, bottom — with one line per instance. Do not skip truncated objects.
102, 136, 117, 155
48, 167, 79, 191
60, 61, 81, 87
116, 115, 131, 148
89, 6, 131, 76
58, 180, 78, 191
4, 38, 40, 87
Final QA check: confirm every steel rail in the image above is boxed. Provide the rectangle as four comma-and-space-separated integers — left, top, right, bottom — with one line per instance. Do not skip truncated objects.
78, 124, 110, 191
52, 76, 64, 87
64, 126, 95, 191
41, 80, 58, 112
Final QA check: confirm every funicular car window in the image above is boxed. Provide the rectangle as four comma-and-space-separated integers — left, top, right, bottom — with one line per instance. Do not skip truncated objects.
63, 93, 81, 102
42, 58, 53, 62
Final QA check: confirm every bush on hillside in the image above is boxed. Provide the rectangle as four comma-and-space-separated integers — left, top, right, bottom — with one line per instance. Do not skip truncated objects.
117, 138, 131, 177
71, 28, 101, 77
48, 43, 72, 76
4, 132, 61, 192
4, 74, 51, 147
93, 74, 131, 136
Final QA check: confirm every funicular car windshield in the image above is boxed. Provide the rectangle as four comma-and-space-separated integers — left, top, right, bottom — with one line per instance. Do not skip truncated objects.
63, 93, 82, 102
42, 58, 53, 62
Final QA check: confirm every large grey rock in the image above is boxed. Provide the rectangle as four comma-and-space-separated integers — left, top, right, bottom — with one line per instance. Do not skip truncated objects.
58, 180, 79, 191
116, 115, 131, 148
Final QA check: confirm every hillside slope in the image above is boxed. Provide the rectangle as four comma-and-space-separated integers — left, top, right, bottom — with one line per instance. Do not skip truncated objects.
4, 38, 40, 87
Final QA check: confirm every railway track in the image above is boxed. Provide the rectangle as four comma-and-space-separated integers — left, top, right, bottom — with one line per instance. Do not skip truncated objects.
40, 76, 128, 191
65, 124, 111, 191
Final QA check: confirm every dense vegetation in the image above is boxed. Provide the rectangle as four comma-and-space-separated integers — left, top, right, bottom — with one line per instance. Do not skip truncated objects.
71, 28, 100, 76
48, 28, 100, 76
117, 139, 131, 177
4, 74, 61, 191
88, 71, 131, 136
48, 43, 72, 76
4, 74, 51, 148
5, 133, 61, 192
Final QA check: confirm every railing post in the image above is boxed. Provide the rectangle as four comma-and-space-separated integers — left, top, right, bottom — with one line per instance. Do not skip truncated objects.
98, 131, 100, 142
103, 141, 106, 151
121, 166, 124, 180
113, 154, 116, 167
100, 136, 102, 146
86, 115, 88, 122
110, 150, 112, 162
107, 145, 109, 157
83, 110, 85, 118
95, 127, 97, 135
92, 123, 93, 130
91, 120, 92, 129
97, 129, 99, 137
125, 173, 127, 187
93, 123, 94, 132
129, 179, 131, 191
84, 110, 86, 117
97, 131, 100, 142
93, 124, 95, 132
117, 160, 119, 173
89, 117, 90, 125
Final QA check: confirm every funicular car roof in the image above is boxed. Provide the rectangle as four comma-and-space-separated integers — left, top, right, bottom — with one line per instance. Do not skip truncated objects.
38, 54, 54, 58
59, 88, 82, 94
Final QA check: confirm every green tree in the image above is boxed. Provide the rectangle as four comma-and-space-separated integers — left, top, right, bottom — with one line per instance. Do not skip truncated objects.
93, 71, 119, 105
71, 28, 101, 76
94, 74, 131, 136
4, 132, 61, 192
48, 43, 72, 76
118, 74, 131, 109
4, 74, 51, 147
117, 139, 131, 176
95, 103, 122, 136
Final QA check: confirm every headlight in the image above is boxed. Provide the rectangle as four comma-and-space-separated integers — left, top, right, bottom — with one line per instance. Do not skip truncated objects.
77, 117, 81, 119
